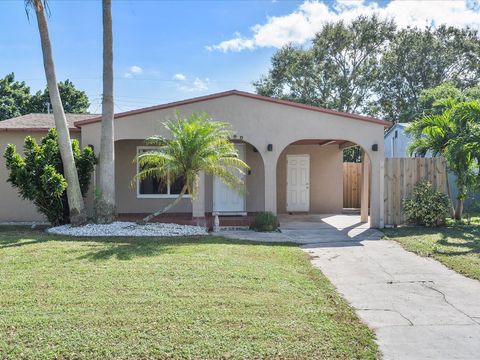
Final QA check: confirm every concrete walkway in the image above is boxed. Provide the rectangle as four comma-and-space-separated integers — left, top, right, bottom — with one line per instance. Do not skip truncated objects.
221, 214, 382, 243
223, 214, 480, 359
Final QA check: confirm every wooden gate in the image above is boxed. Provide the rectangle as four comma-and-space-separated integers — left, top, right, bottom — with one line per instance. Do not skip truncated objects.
384, 157, 447, 227
343, 163, 362, 208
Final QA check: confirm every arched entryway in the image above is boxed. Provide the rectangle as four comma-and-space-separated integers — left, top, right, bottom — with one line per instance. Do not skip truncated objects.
275, 138, 372, 227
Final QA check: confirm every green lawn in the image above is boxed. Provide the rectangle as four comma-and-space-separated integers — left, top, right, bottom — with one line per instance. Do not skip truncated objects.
383, 223, 480, 281
0, 227, 377, 359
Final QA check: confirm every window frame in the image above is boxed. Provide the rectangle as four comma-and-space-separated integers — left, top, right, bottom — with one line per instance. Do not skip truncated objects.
136, 146, 191, 199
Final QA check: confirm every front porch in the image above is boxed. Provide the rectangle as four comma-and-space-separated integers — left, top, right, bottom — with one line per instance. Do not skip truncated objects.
112, 137, 374, 230
220, 213, 382, 244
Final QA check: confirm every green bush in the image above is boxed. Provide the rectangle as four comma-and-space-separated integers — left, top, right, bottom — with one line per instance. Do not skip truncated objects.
253, 211, 278, 232
402, 180, 450, 227
4, 129, 96, 225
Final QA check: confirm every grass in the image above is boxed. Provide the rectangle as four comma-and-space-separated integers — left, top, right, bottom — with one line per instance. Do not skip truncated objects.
383, 221, 480, 281
0, 227, 377, 359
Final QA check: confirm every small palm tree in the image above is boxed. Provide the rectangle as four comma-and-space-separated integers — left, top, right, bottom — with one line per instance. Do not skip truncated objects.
407, 100, 480, 219
133, 112, 250, 223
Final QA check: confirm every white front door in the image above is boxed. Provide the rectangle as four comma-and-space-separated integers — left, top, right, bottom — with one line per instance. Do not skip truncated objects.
286, 154, 310, 212
213, 144, 246, 214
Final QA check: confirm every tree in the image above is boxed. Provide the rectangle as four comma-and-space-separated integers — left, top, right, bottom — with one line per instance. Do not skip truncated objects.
4, 129, 96, 225
416, 83, 480, 117
343, 147, 363, 163
29, 79, 90, 114
96, 0, 116, 223
374, 26, 480, 123
254, 15, 395, 114
407, 100, 480, 219
255, 18, 480, 124
0, 73, 90, 120
0, 73, 32, 120
26, 0, 88, 225
134, 112, 249, 223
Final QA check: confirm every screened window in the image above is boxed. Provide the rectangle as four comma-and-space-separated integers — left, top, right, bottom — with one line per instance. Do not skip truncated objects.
136, 147, 189, 198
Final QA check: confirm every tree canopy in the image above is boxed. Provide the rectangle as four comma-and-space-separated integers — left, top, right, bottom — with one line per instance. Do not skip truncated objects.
254, 15, 395, 114
29, 79, 90, 114
255, 17, 480, 124
0, 73, 90, 120
0, 73, 32, 120
375, 26, 480, 122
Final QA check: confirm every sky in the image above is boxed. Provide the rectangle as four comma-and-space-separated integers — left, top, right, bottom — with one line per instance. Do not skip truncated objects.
1, 0, 479, 114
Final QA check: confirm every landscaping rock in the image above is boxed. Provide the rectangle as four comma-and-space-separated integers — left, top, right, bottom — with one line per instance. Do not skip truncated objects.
47, 221, 208, 237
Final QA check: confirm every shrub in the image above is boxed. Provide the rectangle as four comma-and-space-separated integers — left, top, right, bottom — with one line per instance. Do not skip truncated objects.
253, 211, 278, 232
4, 129, 96, 225
402, 180, 450, 227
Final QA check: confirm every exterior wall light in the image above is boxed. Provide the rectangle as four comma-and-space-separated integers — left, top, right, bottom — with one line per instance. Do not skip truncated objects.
267, 144, 273, 151
372, 144, 378, 152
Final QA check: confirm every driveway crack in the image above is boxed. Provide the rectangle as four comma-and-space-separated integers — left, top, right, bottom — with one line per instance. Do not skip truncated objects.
422, 283, 479, 325
356, 307, 414, 326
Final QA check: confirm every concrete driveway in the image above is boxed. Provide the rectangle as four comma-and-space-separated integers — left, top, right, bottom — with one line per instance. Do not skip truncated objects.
222, 214, 480, 359
298, 216, 480, 360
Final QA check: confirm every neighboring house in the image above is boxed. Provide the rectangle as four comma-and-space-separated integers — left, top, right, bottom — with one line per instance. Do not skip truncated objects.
0, 90, 390, 227
384, 123, 416, 158
384, 122, 433, 158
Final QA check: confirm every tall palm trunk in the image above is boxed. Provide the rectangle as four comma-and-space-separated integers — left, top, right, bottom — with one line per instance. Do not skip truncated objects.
140, 185, 188, 224
32, 0, 86, 225
96, 0, 116, 223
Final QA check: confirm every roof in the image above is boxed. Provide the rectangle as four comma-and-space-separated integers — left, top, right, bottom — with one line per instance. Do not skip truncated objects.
74, 90, 391, 128
384, 122, 411, 138
0, 113, 97, 133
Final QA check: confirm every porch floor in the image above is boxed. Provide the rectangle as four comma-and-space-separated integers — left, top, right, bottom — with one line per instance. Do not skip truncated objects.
221, 214, 382, 244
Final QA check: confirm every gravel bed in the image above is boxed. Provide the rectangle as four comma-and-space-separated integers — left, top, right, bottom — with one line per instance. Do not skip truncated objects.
47, 221, 208, 237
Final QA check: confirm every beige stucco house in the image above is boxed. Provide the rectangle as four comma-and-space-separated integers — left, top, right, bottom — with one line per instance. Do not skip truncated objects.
0, 90, 390, 227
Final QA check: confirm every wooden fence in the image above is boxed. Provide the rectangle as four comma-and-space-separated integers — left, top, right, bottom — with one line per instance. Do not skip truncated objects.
343, 163, 363, 208
384, 157, 447, 227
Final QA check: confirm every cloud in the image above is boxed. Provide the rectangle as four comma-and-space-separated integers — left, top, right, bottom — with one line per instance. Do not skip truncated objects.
207, 0, 480, 52
173, 73, 187, 81
178, 77, 210, 92
130, 65, 143, 75
124, 65, 144, 78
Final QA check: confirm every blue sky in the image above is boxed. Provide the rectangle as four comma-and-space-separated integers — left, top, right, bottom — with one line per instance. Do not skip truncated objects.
1, 0, 478, 113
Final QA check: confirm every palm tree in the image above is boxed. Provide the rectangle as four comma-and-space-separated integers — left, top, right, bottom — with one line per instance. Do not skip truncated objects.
407, 100, 480, 219
26, 0, 87, 225
96, 0, 116, 223
133, 112, 249, 224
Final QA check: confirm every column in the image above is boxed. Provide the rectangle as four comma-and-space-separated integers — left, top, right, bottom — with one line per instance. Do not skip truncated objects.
360, 155, 370, 223
263, 155, 277, 214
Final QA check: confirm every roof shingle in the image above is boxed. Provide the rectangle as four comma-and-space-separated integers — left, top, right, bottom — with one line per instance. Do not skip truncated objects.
0, 113, 97, 132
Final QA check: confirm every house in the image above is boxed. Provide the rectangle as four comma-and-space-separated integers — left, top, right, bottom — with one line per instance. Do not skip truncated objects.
384, 123, 417, 158
0, 90, 390, 227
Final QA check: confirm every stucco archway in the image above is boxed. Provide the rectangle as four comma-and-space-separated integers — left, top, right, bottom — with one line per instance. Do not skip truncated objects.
274, 138, 374, 226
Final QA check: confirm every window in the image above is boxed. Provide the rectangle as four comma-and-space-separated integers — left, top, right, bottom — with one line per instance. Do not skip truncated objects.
136, 147, 189, 198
